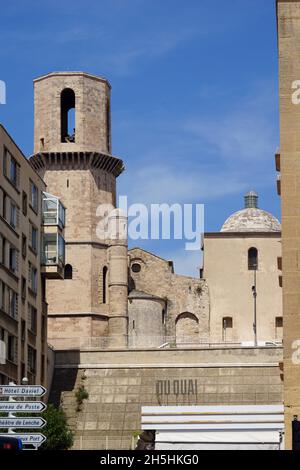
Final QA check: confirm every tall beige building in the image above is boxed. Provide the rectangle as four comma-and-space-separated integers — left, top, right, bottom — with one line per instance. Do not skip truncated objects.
30, 72, 128, 349
203, 192, 282, 345
0, 124, 48, 385
277, 0, 300, 449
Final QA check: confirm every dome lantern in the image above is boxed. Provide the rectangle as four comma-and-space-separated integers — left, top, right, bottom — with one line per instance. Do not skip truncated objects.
244, 191, 258, 209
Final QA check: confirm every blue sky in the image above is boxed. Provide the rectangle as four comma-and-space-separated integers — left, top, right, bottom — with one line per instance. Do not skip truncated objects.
0, 0, 280, 276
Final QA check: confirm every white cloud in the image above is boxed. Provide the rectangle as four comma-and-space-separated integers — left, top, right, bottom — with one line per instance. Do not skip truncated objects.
184, 80, 278, 165
118, 79, 278, 206
119, 164, 248, 205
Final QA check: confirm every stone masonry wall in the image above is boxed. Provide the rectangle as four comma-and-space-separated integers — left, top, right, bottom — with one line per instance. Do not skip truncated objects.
50, 347, 283, 450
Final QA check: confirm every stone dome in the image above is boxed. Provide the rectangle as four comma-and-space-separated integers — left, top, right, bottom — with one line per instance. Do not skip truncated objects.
221, 192, 281, 233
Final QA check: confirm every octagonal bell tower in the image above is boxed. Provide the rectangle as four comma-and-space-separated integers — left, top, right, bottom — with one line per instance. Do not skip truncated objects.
30, 72, 128, 349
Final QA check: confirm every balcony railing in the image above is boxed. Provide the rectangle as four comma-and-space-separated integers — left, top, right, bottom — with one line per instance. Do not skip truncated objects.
48, 336, 283, 351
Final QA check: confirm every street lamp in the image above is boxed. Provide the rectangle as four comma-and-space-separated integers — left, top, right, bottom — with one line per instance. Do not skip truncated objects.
21, 377, 28, 402
252, 263, 258, 347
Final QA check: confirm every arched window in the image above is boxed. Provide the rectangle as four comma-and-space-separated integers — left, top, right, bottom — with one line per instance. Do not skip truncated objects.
61, 88, 75, 143
275, 317, 283, 342
64, 264, 73, 279
103, 266, 108, 304
175, 312, 199, 344
248, 247, 258, 270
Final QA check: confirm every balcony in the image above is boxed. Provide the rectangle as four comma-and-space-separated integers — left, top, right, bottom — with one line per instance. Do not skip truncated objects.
43, 192, 65, 229
42, 232, 65, 278
42, 192, 66, 279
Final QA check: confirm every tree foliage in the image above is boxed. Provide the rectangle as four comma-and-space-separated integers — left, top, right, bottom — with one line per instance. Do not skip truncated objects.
40, 404, 74, 450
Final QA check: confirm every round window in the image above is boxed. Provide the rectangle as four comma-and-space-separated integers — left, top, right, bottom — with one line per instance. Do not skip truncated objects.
131, 263, 141, 273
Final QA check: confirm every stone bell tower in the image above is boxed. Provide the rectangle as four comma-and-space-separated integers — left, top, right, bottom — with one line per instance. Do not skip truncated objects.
30, 72, 128, 348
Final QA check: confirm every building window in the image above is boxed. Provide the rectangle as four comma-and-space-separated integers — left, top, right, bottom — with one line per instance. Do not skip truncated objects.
3, 149, 19, 188
61, 88, 76, 143
30, 224, 38, 252
64, 264, 73, 279
2, 192, 7, 219
7, 335, 17, 364
9, 154, 19, 188
248, 247, 258, 271
28, 262, 37, 294
22, 234, 27, 259
21, 277, 26, 301
2, 148, 7, 176
9, 245, 18, 273
222, 317, 233, 342
275, 316, 283, 341
21, 320, 26, 341
41, 315, 46, 342
0, 282, 4, 311
10, 157, 17, 186
22, 191, 28, 216
131, 263, 141, 273
1, 237, 6, 266
30, 181, 38, 212
0, 373, 9, 385
102, 266, 108, 304
10, 202, 18, 229
27, 346, 36, 374
28, 304, 37, 334
8, 289, 18, 319
0, 283, 18, 319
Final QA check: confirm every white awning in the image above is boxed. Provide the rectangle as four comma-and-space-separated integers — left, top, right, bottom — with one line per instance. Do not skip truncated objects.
141, 405, 284, 450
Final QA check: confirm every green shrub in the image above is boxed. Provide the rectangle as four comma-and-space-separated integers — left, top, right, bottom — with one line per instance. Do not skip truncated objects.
75, 386, 89, 411
41, 404, 74, 450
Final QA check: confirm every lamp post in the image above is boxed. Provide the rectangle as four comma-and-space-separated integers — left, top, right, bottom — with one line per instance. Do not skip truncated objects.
252, 263, 258, 347
21, 377, 28, 402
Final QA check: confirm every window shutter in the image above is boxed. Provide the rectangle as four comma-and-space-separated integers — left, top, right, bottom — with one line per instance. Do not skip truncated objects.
16, 164, 20, 188
29, 224, 32, 245
16, 207, 20, 228
15, 251, 19, 273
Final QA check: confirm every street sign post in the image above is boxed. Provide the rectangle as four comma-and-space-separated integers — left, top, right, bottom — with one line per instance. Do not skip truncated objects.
0, 385, 46, 397
0, 383, 48, 450
0, 402, 47, 413
0, 417, 46, 429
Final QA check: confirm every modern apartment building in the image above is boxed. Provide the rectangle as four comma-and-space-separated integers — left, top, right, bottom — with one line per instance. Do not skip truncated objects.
0, 123, 65, 386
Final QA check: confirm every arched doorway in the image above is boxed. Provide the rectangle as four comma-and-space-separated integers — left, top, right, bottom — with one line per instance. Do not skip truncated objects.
175, 312, 199, 345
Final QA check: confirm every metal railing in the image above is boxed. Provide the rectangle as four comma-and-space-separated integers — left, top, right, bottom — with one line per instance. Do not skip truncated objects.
48, 335, 283, 351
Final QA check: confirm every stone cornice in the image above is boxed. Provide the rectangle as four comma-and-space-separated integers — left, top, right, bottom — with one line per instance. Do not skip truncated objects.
29, 151, 125, 177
